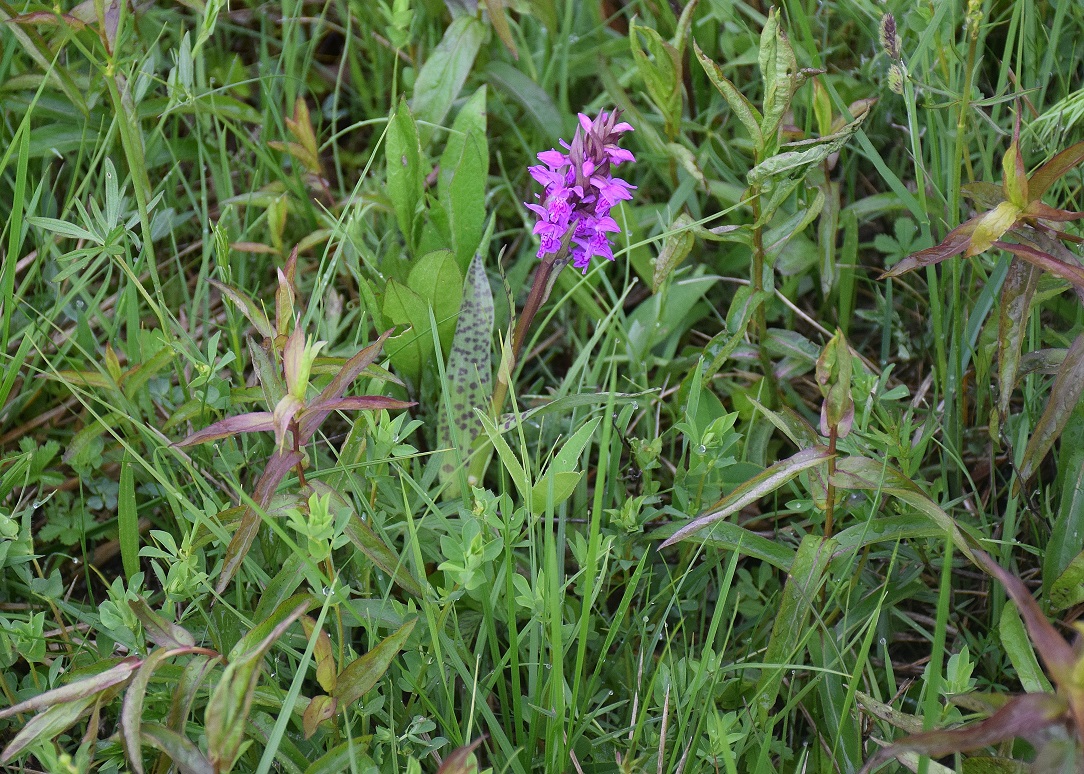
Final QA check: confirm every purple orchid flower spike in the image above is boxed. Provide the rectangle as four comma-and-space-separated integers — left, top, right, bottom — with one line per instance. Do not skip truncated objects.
526, 110, 635, 274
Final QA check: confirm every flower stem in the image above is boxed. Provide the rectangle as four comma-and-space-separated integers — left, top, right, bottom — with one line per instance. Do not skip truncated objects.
490, 236, 573, 419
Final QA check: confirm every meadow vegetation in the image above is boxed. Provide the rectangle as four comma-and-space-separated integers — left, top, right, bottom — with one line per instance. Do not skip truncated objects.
1, 0, 1084, 771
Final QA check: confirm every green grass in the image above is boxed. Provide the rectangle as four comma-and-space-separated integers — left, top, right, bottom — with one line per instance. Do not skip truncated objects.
1, 0, 1084, 772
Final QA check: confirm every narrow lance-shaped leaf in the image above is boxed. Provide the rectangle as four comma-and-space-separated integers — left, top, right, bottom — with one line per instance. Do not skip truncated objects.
206, 601, 310, 770
215, 449, 302, 594
209, 279, 274, 340
129, 598, 196, 649
858, 692, 1068, 774
1028, 140, 1084, 200
659, 447, 832, 548
830, 455, 981, 564
881, 219, 977, 277
754, 534, 836, 726
994, 240, 1084, 291
334, 618, 417, 706
141, 723, 214, 774
411, 15, 486, 130
0, 657, 139, 719
122, 647, 195, 774
172, 412, 276, 448
653, 213, 696, 291
997, 258, 1040, 420
437, 737, 488, 774
1, 694, 99, 762
1018, 330, 1084, 483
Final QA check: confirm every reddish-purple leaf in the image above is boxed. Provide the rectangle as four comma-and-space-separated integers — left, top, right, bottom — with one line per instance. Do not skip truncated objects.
172, 412, 275, 448
299, 396, 414, 440
141, 723, 214, 774
972, 550, 1076, 684
860, 691, 1067, 773
1018, 330, 1084, 484
129, 598, 196, 649
1, 694, 98, 762
437, 736, 487, 774
1024, 201, 1084, 222
993, 240, 1084, 291
880, 219, 977, 278
315, 330, 394, 405
659, 447, 832, 548
1028, 140, 1084, 200
121, 648, 194, 774
0, 657, 139, 719
215, 449, 301, 594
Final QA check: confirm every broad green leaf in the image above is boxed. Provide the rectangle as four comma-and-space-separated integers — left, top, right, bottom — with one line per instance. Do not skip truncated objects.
439, 87, 488, 271
408, 250, 463, 353
334, 619, 416, 706
629, 19, 682, 139
653, 213, 696, 291
1019, 331, 1084, 482
755, 534, 836, 725
384, 252, 463, 384
385, 98, 424, 253
694, 41, 762, 147
382, 280, 429, 384
748, 102, 872, 187
659, 447, 831, 547
412, 15, 485, 131
997, 258, 1041, 420
530, 417, 601, 515
758, 8, 798, 151
437, 254, 494, 484
484, 61, 562, 139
